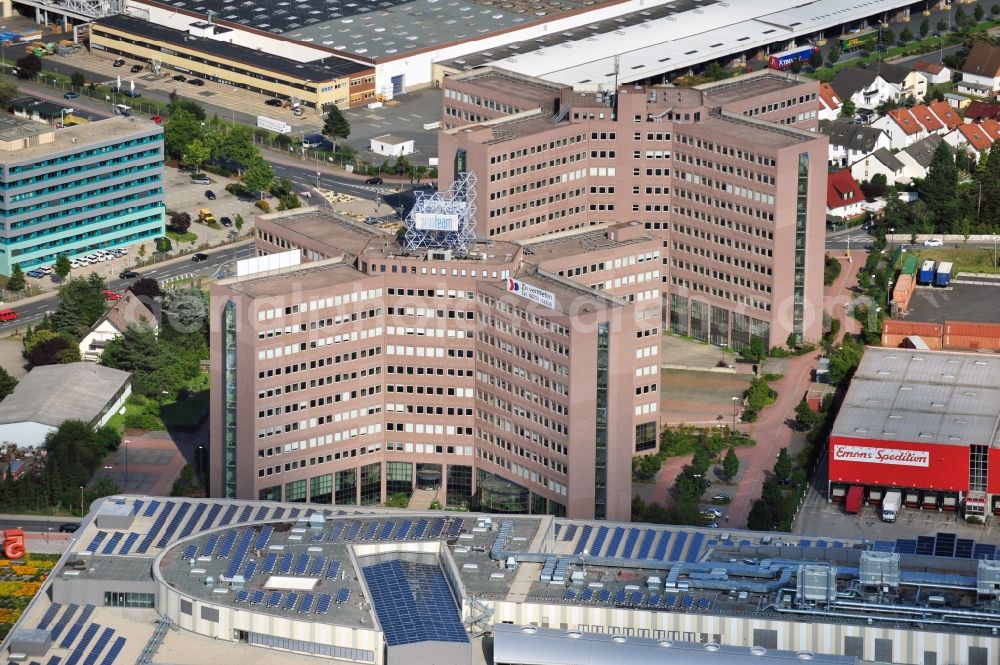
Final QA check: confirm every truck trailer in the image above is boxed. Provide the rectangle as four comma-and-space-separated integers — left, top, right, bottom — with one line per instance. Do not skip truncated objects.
767, 45, 819, 70
935, 261, 953, 287
918, 260, 936, 285
881, 490, 902, 522
845, 485, 863, 514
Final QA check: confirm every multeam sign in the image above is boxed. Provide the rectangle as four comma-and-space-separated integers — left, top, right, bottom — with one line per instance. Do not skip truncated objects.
507, 278, 556, 310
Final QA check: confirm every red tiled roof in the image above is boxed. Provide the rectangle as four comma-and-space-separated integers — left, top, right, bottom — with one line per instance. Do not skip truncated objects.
888, 107, 922, 135
980, 118, 1000, 141
910, 104, 942, 132
963, 100, 1000, 121
957, 123, 993, 151
827, 169, 863, 210
929, 100, 961, 129
818, 82, 841, 111
913, 60, 945, 75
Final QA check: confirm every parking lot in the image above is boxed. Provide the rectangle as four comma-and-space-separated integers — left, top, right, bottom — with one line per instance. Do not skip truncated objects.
904, 282, 1000, 324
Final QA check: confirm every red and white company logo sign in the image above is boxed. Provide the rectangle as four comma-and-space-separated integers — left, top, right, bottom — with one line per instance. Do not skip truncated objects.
833, 445, 929, 467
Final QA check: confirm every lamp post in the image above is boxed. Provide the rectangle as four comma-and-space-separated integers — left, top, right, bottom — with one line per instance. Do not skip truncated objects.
79, 486, 84, 515
888, 226, 895, 252
196, 444, 205, 479
123, 438, 129, 487
731, 396, 739, 431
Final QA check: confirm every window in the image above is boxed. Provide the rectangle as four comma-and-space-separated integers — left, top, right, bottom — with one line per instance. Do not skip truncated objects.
104, 591, 155, 608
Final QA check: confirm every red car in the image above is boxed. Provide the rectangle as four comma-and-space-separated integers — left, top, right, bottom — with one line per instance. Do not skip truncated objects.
102, 289, 122, 301
150, 115, 162, 124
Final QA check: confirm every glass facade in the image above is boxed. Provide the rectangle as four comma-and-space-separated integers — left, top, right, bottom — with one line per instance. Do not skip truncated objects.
446, 464, 472, 507
594, 321, 609, 519
335, 469, 356, 505
669, 294, 688, 336
710, 306, 729, 347
477, 470, 529, 513
258, 485, 280, 501
359, 462, 381, 505
385, 461, 412, 498
284, 478, 306, 502
310, 473, 332, 504
103, 591, 154, 608
635, 421, 657, 452
792, 152, 809, 344
689, 299, 708, 341
222, 301, 237, 498
0, 130, 165, 274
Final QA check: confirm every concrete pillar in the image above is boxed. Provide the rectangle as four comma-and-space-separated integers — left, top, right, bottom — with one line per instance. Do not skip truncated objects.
0, 0, 11, 20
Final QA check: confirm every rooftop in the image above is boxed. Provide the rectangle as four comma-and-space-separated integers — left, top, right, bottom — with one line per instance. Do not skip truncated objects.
0, 116, 160, 161
520, 223, 656, 263
694, 71, 809, 107
831, 347, 1000, 447
93, 14, 369, 80
258, 207, 389, 257
0, 114, 51, 143
219, 259, 367, 298
0, 363, 130, 428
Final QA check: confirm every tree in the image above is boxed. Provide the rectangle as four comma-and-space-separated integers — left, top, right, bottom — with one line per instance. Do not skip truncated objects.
7, 264, 25, 295
393, 154, 411, 177
774, 448, 792, 482
747, 500, 771, 530
50, 274, 107, 339
975, 142, 1000, 227
214, 124, 259, 170
168, 211, 192, 234
170, 464, 202, 497
723, 447, 739, 480
789, 60, 803, 75
704, 62, 725, 81
827, 46, 840, 64
860, 173, 887, 201
0, 366, 16, 400
739, 336, 767, 363
182, 137, 211, 173
163, 108, 204, 160
166, 98, 206, 122
278, 193, 301, 211
244, 157, 276, 197
919, 17, 929, 38
839, 98, 856, 118
234, 214, 245, 231
993, 5, 1000, 17
54, 254, 71, 280
15, 54, 42, 80
25, 330, 79, 365
70, 71, 85, 88
920, 141, 957, 224
975, 3, 985, 21
155, 237, 172, 254
898, 27, 913, 44
829, 335, 865, 384
808, 50, 823, 69
322, 105, 351, 140
101, 323, 187, 397
794, 400, 821, 431
0, 82, 16, 106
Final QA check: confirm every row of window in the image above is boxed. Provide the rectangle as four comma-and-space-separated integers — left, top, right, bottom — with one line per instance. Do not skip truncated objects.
671, 275, 772, 312
256, 346, 382, 379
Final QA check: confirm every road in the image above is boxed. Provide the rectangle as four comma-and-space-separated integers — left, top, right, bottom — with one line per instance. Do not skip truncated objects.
0, 516, 78, 532
0, 244, 247, 333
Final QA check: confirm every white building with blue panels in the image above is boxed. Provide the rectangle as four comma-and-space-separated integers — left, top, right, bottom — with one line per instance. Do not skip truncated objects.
0, 114, 164, 274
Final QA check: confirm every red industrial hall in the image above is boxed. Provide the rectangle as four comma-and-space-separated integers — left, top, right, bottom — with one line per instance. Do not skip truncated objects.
828, 347, 1000, 517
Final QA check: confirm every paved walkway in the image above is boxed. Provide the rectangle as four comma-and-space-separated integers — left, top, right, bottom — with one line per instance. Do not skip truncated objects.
93, 423, 207, 497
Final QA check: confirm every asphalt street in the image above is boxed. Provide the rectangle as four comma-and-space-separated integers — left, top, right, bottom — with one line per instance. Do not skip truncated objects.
0, 517, 78, 532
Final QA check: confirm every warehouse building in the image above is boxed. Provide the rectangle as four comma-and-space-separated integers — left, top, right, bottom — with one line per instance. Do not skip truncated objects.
2, 495, 999, 665
827, 347, 1000, 517
0, 114, 164, 274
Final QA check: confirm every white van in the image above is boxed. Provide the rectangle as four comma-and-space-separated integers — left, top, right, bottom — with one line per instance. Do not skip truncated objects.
113, 104, 131, 116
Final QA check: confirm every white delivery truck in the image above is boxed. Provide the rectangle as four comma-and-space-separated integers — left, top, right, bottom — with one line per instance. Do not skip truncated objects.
881, 490, 902, 522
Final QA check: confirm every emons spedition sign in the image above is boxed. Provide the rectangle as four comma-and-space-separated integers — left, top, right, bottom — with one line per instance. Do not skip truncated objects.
833, 445, 930, 467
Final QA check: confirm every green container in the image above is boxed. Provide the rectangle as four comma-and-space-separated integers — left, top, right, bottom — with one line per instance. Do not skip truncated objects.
901, 255, 918, 276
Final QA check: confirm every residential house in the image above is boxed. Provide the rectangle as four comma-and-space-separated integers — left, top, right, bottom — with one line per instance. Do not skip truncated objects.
830, 67, 899, 112
78, 291, 159, 362
959, 42, 1000, 96
818, 82, 842, 121
896, 134, 944, 182
820, 118, 891, 167
827, 168, 866, 220
963, 100, 1000, 123
871, 107, 927, 149
945, 93, 970, 110
928, 100, 962, 131
944, 120, 1000, 161
912, 60, 952, 86
877, 61, 927, 103
851, 148, 905, 185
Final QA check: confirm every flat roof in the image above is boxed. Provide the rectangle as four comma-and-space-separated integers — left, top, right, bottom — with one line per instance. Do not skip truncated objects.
93, 14, 369, 80
444, 0, 917, 90
0, 114, 51, 143
0, 116, 160, 162
259, 208, 388, 256
222, 260, 368, 298
521, 224, 656, 262
0, 363, 130, 428
831, 347, 1000, 447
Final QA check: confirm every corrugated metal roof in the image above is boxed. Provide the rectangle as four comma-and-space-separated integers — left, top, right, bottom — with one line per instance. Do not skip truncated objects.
882, 320, 943, 335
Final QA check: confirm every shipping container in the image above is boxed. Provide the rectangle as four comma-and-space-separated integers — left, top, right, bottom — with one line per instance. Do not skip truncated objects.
892, 274, 915, 312
934, 261, 953, 287
917, 260, 936, 285
943, 321, 1000, 352
845, 485, 863, 514
900, 255, 918, 276
838, 29, 878, 52
767, 45, 819, 70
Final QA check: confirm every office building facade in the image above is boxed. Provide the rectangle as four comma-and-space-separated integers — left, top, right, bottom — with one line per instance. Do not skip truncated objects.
209, 209, 659, 520
438, 68, 827, 347
0, 115, 165, 274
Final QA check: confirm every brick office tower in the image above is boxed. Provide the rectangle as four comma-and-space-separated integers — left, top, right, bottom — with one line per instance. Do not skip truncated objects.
439, 68, 828, 348
209, 209, 661, 520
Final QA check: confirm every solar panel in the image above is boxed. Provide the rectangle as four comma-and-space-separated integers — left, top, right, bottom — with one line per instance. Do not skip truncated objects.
628, 592, 643, 605
685, 532, 705, 563
253, 525, 273, 550
81, 626, 115, 665
242, 561, 257, 580
237, 506, 253, 523
100, 532, 123, 555
283, 593, 299, 611
202, 534, 220, 557
614, 589, 626, 605
580, 587, 594, 602
327, 560, 342, 579
597, 588, 611, 603
329, 522, 345, 540
604, 527, 624, 557
266, 592, 282, 608
563, 589, 576, 601
361, 560, 467, 646
311, 529, 325, 542
131, 500, 143, 516
896, 538, 917, 554
299, 593, 315, 613
669, 531, 689, 562
293, 553, 310, 575
156, 501, 191, 548
316, 594, 332, 614
362, 522, 378, 540
262, 552, 278, 573
224, 529, 255, 578
254, 506, 269, 521
48, 656, 63, 665
219, 505, 238, 525
621, 528, 640, 559
37, 603, 62, 630
395, 520, 412, 540
935, 532, 956, 558
142, 500, 160, 517
182, 544, 198, 560
873, 540, 895, 552
250, 591, 266, 605
279, 553, 293, 574
234, 590, 250, 603
201, 503, 223, 529
412, 519, 428, 539
177, 503, 207, 540
664, 593, 677, 608
975, 543, 997, 560
335, 587, 351, 603
84, 531, 107, 553
64, 622, 98, 664
98, 636, 126, 665
955, 538, 975, 559
637, 529, 656, 559
916, 536, 935, 556
49, 603, 79, 641
309, 555, 326, 576
117, 532, 139, 556
288, 508, 300, 519
217, 531, 238, 559
590, 526, 609, 556
652, 531, 671, 560
59, 619, 84, 649
448, 519, 464, 537
427, 518, 444, 539
561, 524, 577, 542
647, 593, 661, 607
345, 522, 362, 540
378, 521, 395, 540
273, 507, 285, 519
680, 595, 694, 610
697, 597, 712, 611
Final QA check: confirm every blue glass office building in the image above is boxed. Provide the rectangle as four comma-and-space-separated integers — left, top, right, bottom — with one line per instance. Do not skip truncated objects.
0, 114, 165, 274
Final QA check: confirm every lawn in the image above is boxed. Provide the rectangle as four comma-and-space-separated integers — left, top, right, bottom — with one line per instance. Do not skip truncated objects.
915, 246, 1000, 275
108, 372, 209, 433
166, 229, 198, 243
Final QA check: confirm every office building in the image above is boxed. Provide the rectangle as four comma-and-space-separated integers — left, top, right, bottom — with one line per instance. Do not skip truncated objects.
0, 115, 164, 274
438, 68, 827, 348
209, 208, 660, 520
2, 494, 997, 665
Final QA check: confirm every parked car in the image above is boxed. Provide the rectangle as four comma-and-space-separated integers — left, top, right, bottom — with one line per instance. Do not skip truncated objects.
172, 74, 186, 82
205, 190, 217, 200
119, 270, 140, 279
712, 493, 731, 503
191, 253, 209, 262
112, 58, 125, 68
701, 507, 724, 518
102, 289, 122, 301
63, 91, 79, 100
265, 98, 283, 107
923, 238, 943, 247
188, 78, 205, 87
191, 175, 211, 185
25, 269, 45, 278
59, 523, 79, 533
121, 89, 141, 98
150, 115, 162, 124
364, 216, 379, 225
220, 216, 233, 227
365, 176, 383, 185
129, 64, 143, 73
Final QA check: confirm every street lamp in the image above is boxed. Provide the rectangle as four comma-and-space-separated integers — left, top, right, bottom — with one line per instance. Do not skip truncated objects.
79, 486, 84, 515
731, 396, 739, 431
123, 438, 130, 487
888, 226, 895, 252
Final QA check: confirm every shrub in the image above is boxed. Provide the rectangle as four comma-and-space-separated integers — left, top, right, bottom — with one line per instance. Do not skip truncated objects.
255, 199, 271, 213
123, 411, 161, 430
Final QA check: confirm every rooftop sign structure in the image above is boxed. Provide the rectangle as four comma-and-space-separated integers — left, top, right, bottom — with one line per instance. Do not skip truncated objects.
403, 171, 477, 254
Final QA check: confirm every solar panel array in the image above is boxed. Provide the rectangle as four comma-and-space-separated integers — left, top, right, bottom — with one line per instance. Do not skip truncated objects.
571, 526, 709, 563
871, 532, 997, 560
362, 560, 468, 646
